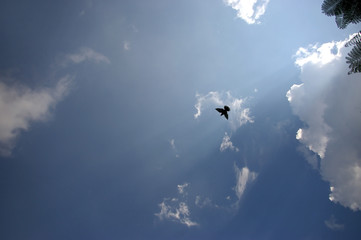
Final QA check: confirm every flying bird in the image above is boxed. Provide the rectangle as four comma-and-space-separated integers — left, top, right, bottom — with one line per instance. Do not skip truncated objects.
215, 105, 230, 120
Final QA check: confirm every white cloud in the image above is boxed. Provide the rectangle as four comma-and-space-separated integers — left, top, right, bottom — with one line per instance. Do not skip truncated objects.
177, 183, 189, 195
287, 36, 361, 211
170, 139, 180, 158
170, 139, 176, 150
220, 132, 239, 152
325, 215, 344, 231
155, 200, 198, 227
123, 41, 130, 51
194, 91, 222, 119
130, 24, 139, 33
224, 0, 270, 24
0, 47, 107, 157
155, 183, 198, 227
79, 0, 93, 17
195, 196, 213, 208
0, 76, 72, 156
234, 164, 257, 201
64, 47, 110, 65
194, 91, 253, 130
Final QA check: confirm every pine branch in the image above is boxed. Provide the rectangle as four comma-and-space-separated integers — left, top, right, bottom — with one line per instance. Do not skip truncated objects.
322, 0, 343, 16
346, 43, 361, 74
345, 31, 361, 47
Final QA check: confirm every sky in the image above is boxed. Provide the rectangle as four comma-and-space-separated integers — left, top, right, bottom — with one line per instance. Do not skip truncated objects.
1, 0, 361, 239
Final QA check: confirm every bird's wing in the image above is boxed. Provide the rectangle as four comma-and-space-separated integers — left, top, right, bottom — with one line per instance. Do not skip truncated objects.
224, 112, 228, 119
215, 108, 223, 113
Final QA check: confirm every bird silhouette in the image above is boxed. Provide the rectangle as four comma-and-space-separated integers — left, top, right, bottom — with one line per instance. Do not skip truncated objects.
215, 105, 230, 120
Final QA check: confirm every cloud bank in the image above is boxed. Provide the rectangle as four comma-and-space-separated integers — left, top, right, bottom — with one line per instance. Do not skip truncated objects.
224, 0, 270, 24
194, 91, 253, 130
0, 76, 72, 156
287, 36, 361, 211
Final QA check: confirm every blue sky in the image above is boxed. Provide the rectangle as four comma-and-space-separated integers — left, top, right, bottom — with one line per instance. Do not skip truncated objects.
1, 0, 361, 239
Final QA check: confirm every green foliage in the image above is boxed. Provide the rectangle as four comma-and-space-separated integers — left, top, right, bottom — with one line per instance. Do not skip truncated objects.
322, 0, 361, 29
346, 43, 361, 74
322, 0, 343, 16
345, 31, 361, 47
322, 1, 361, 74
345, 32, 361, 74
